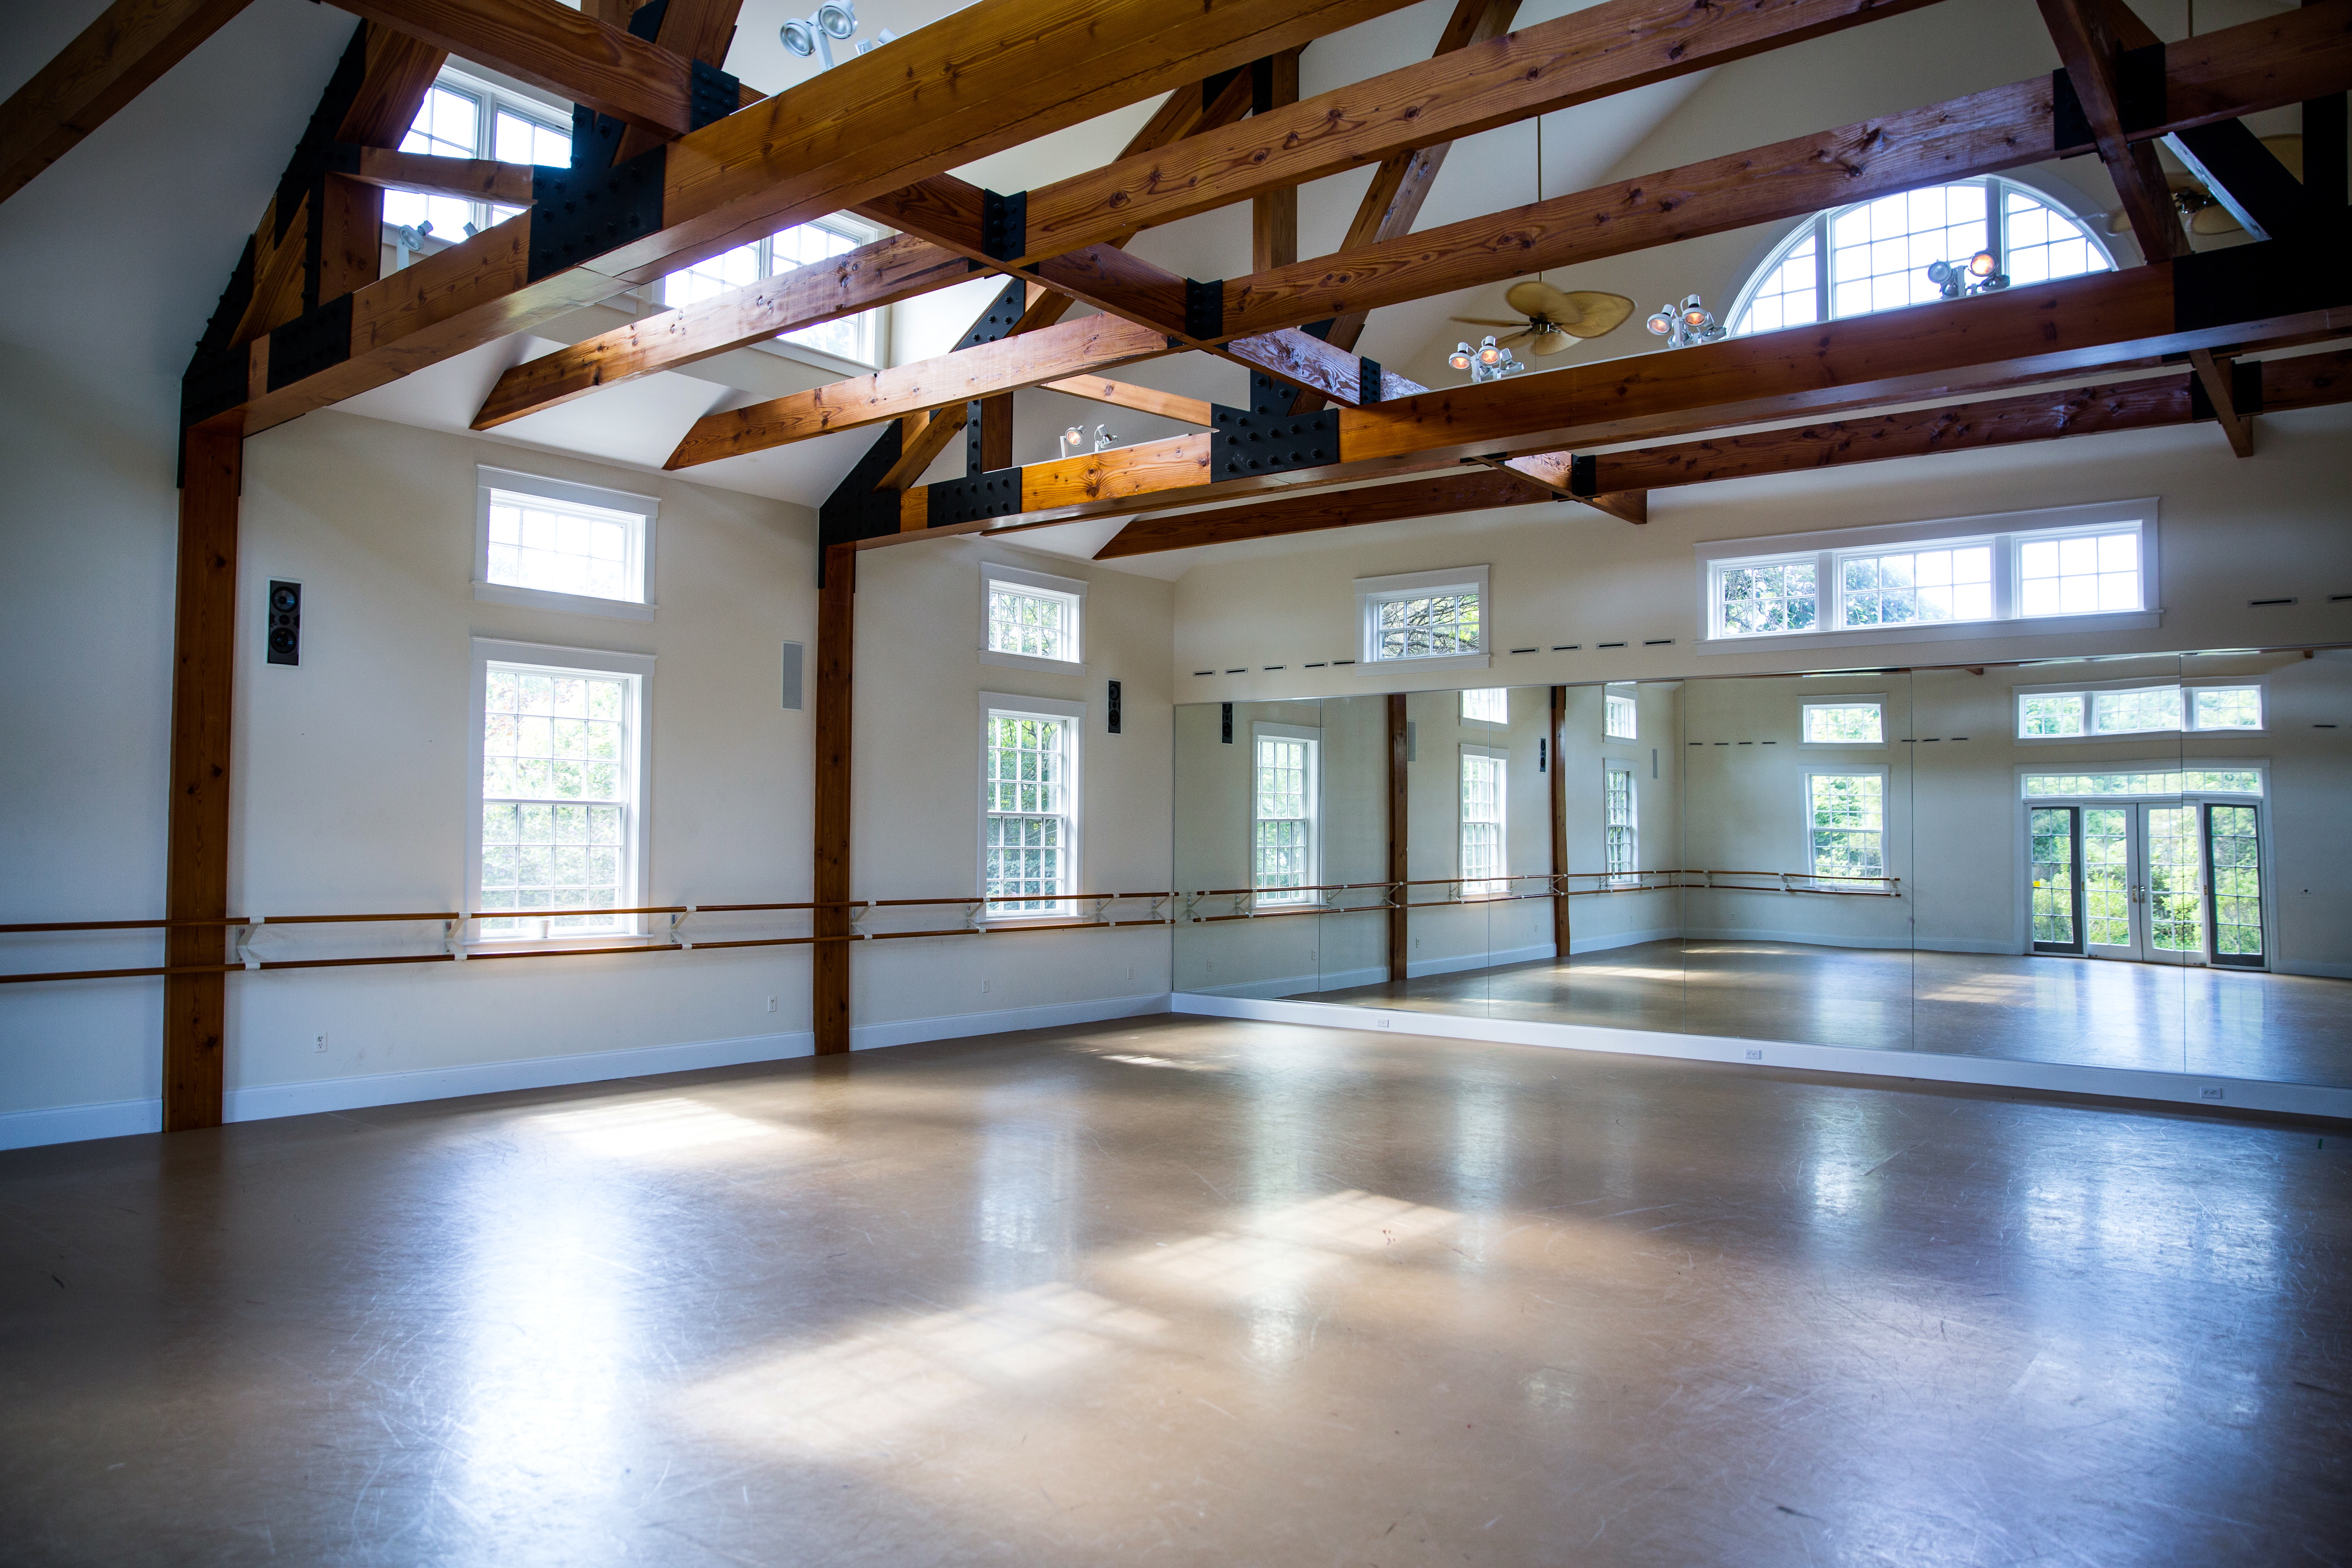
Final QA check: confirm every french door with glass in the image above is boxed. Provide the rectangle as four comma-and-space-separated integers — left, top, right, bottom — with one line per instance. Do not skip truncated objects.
2028, 801, 2262, 966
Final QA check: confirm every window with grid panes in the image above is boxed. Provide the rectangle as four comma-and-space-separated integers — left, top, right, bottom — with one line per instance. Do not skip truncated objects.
1803, 700, 1884, 745
1604, 685, 1637, 741
2018, 529, 2140, 616
1806, 773, 1884, 880
1728, 177, 2111, 337
1253, 732, 1317, 905
1604, 763, 1638, 884
478, 663, 637, 939
658, 219, 886, 364
1460, 688, 1508, 724
1840, 543, 1993, 626
987, 583, 1078, 662
984, 711, 1074, 915
1374, 590, 1481, 661
485, 489, 641, 602
385, 75, 568, 240
1460, 748, 1506, 897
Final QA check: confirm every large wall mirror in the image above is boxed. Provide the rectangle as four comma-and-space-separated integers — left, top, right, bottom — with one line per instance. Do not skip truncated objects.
1173, 648, 2350, 1091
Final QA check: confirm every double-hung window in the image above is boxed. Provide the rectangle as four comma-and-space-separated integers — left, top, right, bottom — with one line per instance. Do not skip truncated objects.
1805, 771, 1886, 881
2015, 681, 2264, 740
1460, 688, 1508, 725
1252, 725, 1320, 906
981, 563, 1086, 670
1357, 567, 1491, 671
470, 640, 652, 942
981, 694, 1083, 918
1604, 762, 1639, 886
1699, 502, 2156, 651
1604, 684, 1638, 741
657, 215, 891, 365
1802, 698, 1884, 746
475, 468, 656, 619
1460, 746, 1507, 897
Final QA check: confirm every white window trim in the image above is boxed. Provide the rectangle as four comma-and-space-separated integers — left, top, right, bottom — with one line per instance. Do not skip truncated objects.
2015, 757, 2268, 800
1603, 758, 1641, 887
978, 690, 1085, 923
1694, 501, 2159, 653
1356, 565, 1492, 673
1603, 682, 1638, 742
1251, 721, 1322, 908
1801, 694, 1887, 748
467, 638, 655, 947
1800, 765, 1890, 881
980, 561, 1089, 673
474, 466, 659, 621
2011, 674, 2269, 744
1458, 741, 1508, 896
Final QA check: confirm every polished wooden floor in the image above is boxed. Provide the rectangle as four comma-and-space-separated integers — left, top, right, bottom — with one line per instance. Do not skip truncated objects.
1307, 940, 2352, 1086
4, 1017, 2349, 1564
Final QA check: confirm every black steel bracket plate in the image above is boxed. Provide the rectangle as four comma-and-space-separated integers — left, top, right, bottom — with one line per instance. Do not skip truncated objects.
528, 150, 666, 282
266, 294, 354, 392
929, 468, 1025, 528
1209, 404, 1338, 480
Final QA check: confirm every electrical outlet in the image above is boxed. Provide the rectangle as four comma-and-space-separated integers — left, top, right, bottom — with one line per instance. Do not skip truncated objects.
1744, 1049, 1763, 1061
982, 979, 990, 994
314, 1033, 329, 1053
766, 997, 777, 1013
1124, 965, 1132, 980
2201, 1086, 2225, 1100
1374, 1016, 1392, 1029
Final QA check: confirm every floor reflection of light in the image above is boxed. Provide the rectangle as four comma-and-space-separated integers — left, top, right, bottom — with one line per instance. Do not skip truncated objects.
1918, 974, 2038, 1004
532, 1096, 787, 1157
976, 1120, 1076, 1295
1452, 1076, 1510, 1216
1120, 1189, 1461, 1310
1098, 1052, 1228, 1073
682, 1283, 1166, 1456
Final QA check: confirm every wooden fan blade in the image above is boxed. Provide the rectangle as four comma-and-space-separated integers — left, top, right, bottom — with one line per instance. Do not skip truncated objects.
1506, 279, 1578, 321
1554, 292, 1635, 339
1528, 330, 1576, 356
2190, 205, 2243, 236
1450, 317, 1523, 327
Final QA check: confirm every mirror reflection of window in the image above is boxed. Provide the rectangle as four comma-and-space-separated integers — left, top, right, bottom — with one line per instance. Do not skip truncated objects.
1604, 684, 1637, 741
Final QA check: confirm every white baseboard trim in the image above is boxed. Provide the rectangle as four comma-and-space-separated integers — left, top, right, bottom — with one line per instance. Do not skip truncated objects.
846, 991, 1170, 1051
1407, 942, 1554, 980
1189, 967, 1387, 1001
1170, 993, 2352, 1120
226, 1028, 820, 1123
1679, 927, 2017, 956
0, 1096, 163, 1151
2278, 960, 2352, 981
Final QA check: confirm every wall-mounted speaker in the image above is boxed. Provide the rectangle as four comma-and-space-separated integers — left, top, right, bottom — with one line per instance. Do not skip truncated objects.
266, 579, 301, 667
1107, 679, 1122, 734
781, 640, 804, 710
1221, 702, 1232, 744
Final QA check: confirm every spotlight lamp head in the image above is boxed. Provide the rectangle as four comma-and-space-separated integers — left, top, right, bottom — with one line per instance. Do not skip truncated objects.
1645, 310, 1673, 336
1648, 295, 1726, 349
1967, 249, 1999, 278
781, 0, 886, 67
1927, 250, 2008, 299
1450, 341, 1474, 370
1477, 335, 1501, 366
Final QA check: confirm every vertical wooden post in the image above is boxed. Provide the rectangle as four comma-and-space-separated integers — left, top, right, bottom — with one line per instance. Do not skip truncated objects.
164, 412, 243, 1132
1250, 50, 1301, 272
813, 541, 856, 1054
978, 392, 1014, 471
1549, 684, 1570, 961
2307, 0, 2348, 215
1386, 691, 1408, 984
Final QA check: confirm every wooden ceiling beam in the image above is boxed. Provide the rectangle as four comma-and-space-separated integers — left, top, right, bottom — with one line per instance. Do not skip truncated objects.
1251, 48, 1303, 273
1091, 350, 2352, 557
665, 312, 1175, 468
1095, 468, 1550, 557
1042, 377, 1215, 427
338, 147, 536, 207
612, 0, 745, 163
869, 247, 2348, 542
472, 231, 969, 428
995, 0, 1950, 266
240, 0, 1405, 434
1305, 0, 1521, 383
326, 0, 705, 137
2187, 348, 2255, 455
1218, 3, 2352, 343
0, 0, 256, 205
2036, 0, 2183, 261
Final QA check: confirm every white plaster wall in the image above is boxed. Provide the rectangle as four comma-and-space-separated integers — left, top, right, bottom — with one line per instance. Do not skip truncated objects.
0, 343, 180, 1117
848, 536, 1176, 1025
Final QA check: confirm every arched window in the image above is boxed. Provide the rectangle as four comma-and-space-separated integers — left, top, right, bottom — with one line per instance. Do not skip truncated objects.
1726, 177, 2114, 336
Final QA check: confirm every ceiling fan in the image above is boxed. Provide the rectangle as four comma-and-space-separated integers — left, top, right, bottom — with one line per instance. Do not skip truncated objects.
1450, 279, 1637, 355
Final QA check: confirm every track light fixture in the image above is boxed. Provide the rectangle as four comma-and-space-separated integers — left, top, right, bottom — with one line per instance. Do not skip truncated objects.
1451, 336, 1527, 383
1059, 425, 1085, 459
1092, 424, 1116, 453
1644, 294, 1725, 349
780, 1, 893, 69
1926, 249, 2009, 298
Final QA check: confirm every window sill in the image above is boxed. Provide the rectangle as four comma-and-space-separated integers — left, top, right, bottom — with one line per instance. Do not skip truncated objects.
475, 581, 656, 621
979, 648, 1086, 674
1355, 650, 1491, 674
2016, 727, 2269, 745
1698, 608, 2159, 654
466, 931, 655, 951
